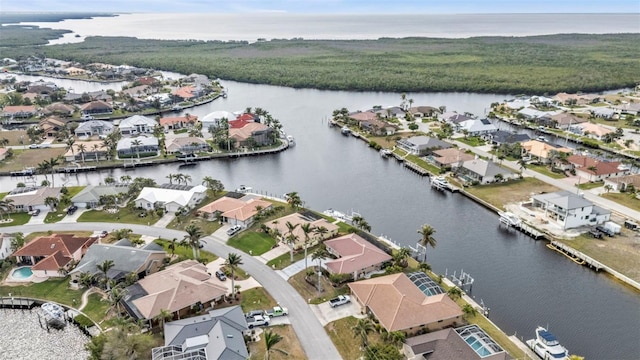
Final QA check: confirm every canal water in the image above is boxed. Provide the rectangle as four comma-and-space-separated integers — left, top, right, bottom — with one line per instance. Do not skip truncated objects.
1, 76, 639, 359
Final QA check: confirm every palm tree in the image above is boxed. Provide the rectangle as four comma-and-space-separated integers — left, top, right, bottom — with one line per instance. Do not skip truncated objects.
168, 238, 178, 256
131, 139, 143, 160
285, 221, 299, 262
120, 175, 132, 184
108, 285, 127, 317
166, 173, 175, 184
313, 225, 329, 241
0, 198, 15, 222
154, 308, 173, 331
311, 246, 329, 293
78, 271, 94, 289
0, 137, 9, 147
224, 253, 243, 298
417, 224, 437, 262
183, 224, 204, 258
264, 330, 284, 360
300, 223, 313, 269
393, 247, 411, 268
447, 286, 462, 300
77, 143, 87, 163
97, 259, 115, 290
285, 191, 302, 210
44, 196, 59, 211
202, 176, 224, 195
352, 318, 374, 348
92, 144, 101, 162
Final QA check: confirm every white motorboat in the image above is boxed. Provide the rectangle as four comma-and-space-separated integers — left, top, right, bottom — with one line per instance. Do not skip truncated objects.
526, 326, 569, 360
287, 135, 295, 146
498, 211, 521, 227
341, 126, 351, 135
379, 149, 392, 157
323, 208, 353, 222
236, 185, 252, 193
430, 176, 451, 191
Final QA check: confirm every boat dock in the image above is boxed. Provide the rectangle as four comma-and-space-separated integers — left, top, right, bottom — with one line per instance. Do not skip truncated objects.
498, 215, 545, 240
548, 241, 603, 271
0, 297, 36, 310
404, 161, 430, 176
430, 176, 460, 193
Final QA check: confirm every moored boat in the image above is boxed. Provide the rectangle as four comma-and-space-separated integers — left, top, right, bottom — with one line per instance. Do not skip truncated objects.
236, 185, 252, 193
379, 149, 392, 157
341, 126, 351, 135
430, 176, 451, 191
526, 326, 569, 360
498, 211, 521, 227
287, 135, 295, 146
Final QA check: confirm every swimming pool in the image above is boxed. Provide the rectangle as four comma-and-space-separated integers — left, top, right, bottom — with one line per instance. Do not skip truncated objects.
11, 267, 33, 280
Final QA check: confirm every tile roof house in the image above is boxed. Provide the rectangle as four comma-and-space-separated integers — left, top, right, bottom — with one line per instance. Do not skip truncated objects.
123, 260, 228, 321
2, 105, 38, 119
5, 187, 62, 212
64, 140, 108, 163
79, 100, 113, 116
135, 185, 207, 213
119, 115, 157, 136
430, 148, 475, 168
265, 212, 339, 250
198, 195, 272, 228
172, 86, 198, 101
69, 241, 166, 283
71, 184, 130, 209
397, 136, 451, 156
116, 136, 159, 158
348, 273, 463, 334
547, 112, 587, 129
152, 306, 249, 360
74, 120, 114, 138
460, 158, 516, 184
324, 233, 392, 280
567, 155, 628, 182
165, 137, 210, 155
407, 106, 440, 118
38, 117, 67, 137
201, 110, 235, 130
12, 234, 97, 278
604, 173, 640, 192
570, 122, 614, 141
360, 117, 397, 136
521, 140, 572, 164
229, 122, 274, 147
43, 103, 75, 117
531, 190, 610, 229
159, 115, 198, 131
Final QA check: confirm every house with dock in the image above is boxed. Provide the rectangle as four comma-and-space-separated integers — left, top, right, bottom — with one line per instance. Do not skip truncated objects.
265, 212, 339, 249
530, 190, 610, 229
135, 184, 207, 213
119, 115, 157, 136
397, 136, 451, 156
324, 233, 392, 280
521, 140, 572, 164
198, 195, 272, 228
116, 136, 159, 158
567, 155, 628, 182
74, 120, 115, 138
459, 158, 516, 184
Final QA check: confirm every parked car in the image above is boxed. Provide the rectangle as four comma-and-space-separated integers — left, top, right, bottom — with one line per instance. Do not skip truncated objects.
329, 295, 351, 308
29, 209, 41, 216
595, 225, 614, 237
67, 205, 78, 215
215, 270, 227, 281
246, 315, 270, 329
265, 306, 288, 317
28, 143, 39, 149
244, 310, 265, 319
100, 231, 109, 238
226, 225, 242, 236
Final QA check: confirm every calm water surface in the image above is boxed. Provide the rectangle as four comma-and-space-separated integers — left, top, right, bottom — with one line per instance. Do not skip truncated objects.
2, 77, 639, 359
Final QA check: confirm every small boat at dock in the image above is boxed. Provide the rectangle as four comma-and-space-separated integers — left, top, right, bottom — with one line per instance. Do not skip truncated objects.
430, 176, 452, 191
526, 326, 569, 360
498, 211, 521, 227
341, 126, 351, 135
379, 149, 392, 157
236, 185, 252, 193
287, 135, 295, 146
323, 208, 353, 222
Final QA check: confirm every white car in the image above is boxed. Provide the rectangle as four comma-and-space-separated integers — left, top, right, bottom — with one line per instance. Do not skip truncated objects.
226, 225, 242, 236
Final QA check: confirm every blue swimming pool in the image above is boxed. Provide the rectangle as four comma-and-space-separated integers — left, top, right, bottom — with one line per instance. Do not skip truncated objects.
11, 267, 33, 279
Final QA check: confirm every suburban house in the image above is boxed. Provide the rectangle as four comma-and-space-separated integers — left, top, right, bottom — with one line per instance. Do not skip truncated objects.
397, 136, 451, 156
591, 107, 616, 119
604, 174, 640, 192
375, 106, 406, 119
5, 187, 61, 212
43, 103, 75, 117
69, 240, 166, 283
229, 121, 274, 147
152, 306, 249, 360
457, 118, 498, 136
74, 120, 115, 138
407, 106, 440, 118
264, 212, 339, 249
483, 130, 531, 146
39, 117, 67, 137
164, 137, 210, 155
116, 136, 159, 158
0, 233, 15, 260
159, 115, 197, 131
360, 117, 397, 136
71, 184, 130, 208
118, 115, 157, 136
2, 105, 38, 119
12, 234, 97, 278
80, 100, 113, 116
543, 112, 586, 130
198, 195, 272, 228
324, 233, 392, 280
403, 325, 511, 360
122, 85, 153, 99
569, 122, 613, 141
348, 273, 463, 334
64, 140, 108, 162
531, 190, 611, 229
612, 103, 640, 116
521, 140, 572, 164
566, 155, 628, 182
122, 260, 228, 321
430, 148, 475, 169
459, 158, 516, 184
172, 86, 202, 102
201, 110, 235, 130
442, 112, 473, 125
135, 185, 207, 213
517, 107, 551, 120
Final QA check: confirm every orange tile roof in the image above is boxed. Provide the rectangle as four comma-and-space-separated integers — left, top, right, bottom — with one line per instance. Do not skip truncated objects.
3, 105, 37, 113
521, 140, 572, 159
13, 234, 97, 271
159, 115, 197, 126
324, 234, 392, 275
348, 273, 462, 332
31, 251, 69, 271
199, 196, 272, 222
265, 213, 339, 246
568, 155, 622, 176
229, 122, 269, 142
172, 86, 195, 99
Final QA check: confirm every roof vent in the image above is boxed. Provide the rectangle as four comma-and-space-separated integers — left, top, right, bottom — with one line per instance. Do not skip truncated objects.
50, 244, 55, 249
227, 334, 234, 338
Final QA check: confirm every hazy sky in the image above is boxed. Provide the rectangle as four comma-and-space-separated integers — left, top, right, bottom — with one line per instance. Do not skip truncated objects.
4, 0, 640, 13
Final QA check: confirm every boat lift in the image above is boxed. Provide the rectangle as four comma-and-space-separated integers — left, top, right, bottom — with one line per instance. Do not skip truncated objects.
446, 268, 475, 293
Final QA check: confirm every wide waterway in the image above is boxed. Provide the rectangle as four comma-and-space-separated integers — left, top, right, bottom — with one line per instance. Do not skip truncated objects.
2, 77, 639, 359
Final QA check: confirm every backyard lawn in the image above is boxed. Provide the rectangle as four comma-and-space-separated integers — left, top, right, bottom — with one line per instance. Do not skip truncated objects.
325, 316, 385, 360
287, 270, 349, 304
465, 177, 559, 209
239, 287, 277, 312
227, 231, 276, 256
78, 206, 162, 225
0, 277, 83, 306
81, 292, 111, 325
154, 238, 217, 263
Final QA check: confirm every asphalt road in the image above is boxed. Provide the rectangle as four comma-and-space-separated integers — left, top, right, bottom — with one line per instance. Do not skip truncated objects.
2, 222, 342, 360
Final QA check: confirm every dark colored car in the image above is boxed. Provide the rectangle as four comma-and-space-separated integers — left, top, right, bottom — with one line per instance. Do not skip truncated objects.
67, 205, 78, 215
215, 270, 227, 281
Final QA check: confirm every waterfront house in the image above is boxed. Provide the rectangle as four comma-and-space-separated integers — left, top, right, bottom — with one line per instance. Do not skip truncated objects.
69, 241, 166, 283
531, 190, 610, 229
521, 140, 572, 164
612, 103, 640, 116
152, 306, 249, 360
403, 325, 511, 360
229, 121, 274, 147
517, 107, 551, 120
0, 233, 16, 260
164, 137, 210, 155
483, 130, 531, 146
459, 158, 516, 184
74, 120, 114, 138
397, 136, 451, 156
374, 106, 406, 119
116, 136, 159, 158
12, 233, 97, 278
135, 185, 207, 213
430, 148, 475, 169
79, 100, 113, 116
360, 117, 397, 136
39, 117, 67, 138
5, 187, 61, 212
119, 115, 157, 136
172, 86, 203, 102
65, 140, 108, 162
264, 212, 339, 249
122, 85, 154, 99
457, 118, 498, 136
71, 184, 130, 209
122, 260, 228, 321
442, 112, 473, 125
591, 107, 616, 119
198, 195, 272, 228
201, 110, 235, 130
546, 112, 586, 130
569, 122, 613, 141
407, 106, 441, 118
567, 155, 628, 182
604, 174, 640, 192
43, 103, 75, 117
2, 105, 38, 119
159, 114, 197, 131
348, 273, 463, 334
324, 233, 392, 280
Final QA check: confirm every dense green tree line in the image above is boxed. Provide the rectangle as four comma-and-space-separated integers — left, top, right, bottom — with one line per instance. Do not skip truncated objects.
3, 33, 639, 94
0, 26, 70, 47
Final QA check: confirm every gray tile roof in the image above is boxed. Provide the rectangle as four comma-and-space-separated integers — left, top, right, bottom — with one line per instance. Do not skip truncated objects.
71, 184, 129, 204
462, 159, 513, 178
69, 243, 165, 279
532, 190, 594, 210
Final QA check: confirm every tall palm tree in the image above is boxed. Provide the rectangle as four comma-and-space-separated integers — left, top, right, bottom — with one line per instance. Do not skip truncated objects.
393, 247, 412, 268
300, 223, 313, 269
202, 176, 224, 195
92, 144, 101, 163
0, 198, 15, 221
166, 173, 175, 184
417, 224, 437, 263
154, 308, 173, 331
285, 191, 302, 210
77, 143, 87, 163
120, 175, 132, 184
183, 224, 204, 258
131, 139, 143, 160
352, 318, 374, 348
264, 330, 284, 360
313, 225, 329, 241
44, 196, 59, 211
224, 252, 243, 298
108, 285, 127, 317
285, 221, 299, 262
311, 246, 328, 293
97, 259, 115, 291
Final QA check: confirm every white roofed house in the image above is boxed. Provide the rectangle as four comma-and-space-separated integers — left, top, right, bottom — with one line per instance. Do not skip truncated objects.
396, 136, 451, 156
164, 137, 211, 155
74, 120, 114, 138
135, 185, 207, 213
201, 110, 235, 130
457, 118, 498, 136
119, 115, 157, 136
459, 158, 516, 184
5, 187, 62, 213
64, 140, 109, 163
531, 190, 610, 229
116, 136, 159, 158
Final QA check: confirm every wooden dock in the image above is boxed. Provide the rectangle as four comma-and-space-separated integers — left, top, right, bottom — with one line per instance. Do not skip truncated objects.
0, 297, 36, 310
549, 241, 603, 271
403, 161, 429, 176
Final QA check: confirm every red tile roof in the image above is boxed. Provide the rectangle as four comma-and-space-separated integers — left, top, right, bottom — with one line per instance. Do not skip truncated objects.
236, 113, 255, 122
229, 119, 250, 129
3, 105, 37, 114
568, 155, 622, 176
324, 234, 392, 275
172, 86, 195, 99
13, 234, 97, 271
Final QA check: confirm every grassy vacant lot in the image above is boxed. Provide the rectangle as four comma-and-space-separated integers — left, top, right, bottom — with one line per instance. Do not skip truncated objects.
601, 193, 640, 212
227, 231, 276, 256
168, 215, 221, 235
465, 177, 560, 210
78, 206, 162, 225
577, 181, 604, 190
0, 147, 67, 172
0, 130, 28, 146
240, 287, 277, 313
325, 316, 385, 360
248, 325, 305, 360
154, 238, 217, 263
0, 278, 83, 306
266, 245, 320, 270
287, 270, 349, 304
0, 212, 31, 227
528, 164, 567, 179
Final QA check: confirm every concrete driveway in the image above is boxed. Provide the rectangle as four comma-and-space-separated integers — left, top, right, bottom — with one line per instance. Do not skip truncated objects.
310, 300, 363, 326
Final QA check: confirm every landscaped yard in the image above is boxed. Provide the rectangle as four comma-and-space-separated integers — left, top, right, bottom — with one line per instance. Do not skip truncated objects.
405, 154, 442, 175
247, 325, 305, 360
266, 244, 320, 270
576, 181, 604, 190
227, 231, 276, 256
325, 316, 385, 360
77, 206, 162, 225
528, 164, 567, 179
240, 287, 277, 312
456, 136, 486, 147
287, 270, 349, 304
44, 209, 67, 223
465, 177, 560, 210
81, 292, 111, 324
601, 192, 640, 212
154, 238, 217, 263
0, 277, 83, 306
0, 212, 31, 227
